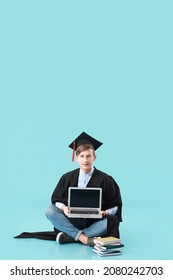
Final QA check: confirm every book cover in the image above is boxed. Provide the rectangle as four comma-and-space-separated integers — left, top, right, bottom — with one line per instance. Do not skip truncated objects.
92, 249, 122, 257
94, 236, 120, 245
94, 244, 124, 252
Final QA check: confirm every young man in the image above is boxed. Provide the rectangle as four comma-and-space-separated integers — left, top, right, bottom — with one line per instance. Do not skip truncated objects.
45, 132, 122, 245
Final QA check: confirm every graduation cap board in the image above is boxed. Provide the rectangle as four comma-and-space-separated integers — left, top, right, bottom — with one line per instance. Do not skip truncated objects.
68, 132, 103, 161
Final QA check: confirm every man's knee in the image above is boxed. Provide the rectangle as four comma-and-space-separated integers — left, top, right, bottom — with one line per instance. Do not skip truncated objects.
45, 204, 59, 219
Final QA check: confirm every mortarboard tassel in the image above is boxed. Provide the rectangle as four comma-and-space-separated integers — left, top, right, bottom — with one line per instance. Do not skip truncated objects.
72, 142, 75, 161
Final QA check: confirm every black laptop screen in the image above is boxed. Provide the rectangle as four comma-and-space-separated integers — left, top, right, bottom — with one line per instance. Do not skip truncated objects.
69, 188, 101, 208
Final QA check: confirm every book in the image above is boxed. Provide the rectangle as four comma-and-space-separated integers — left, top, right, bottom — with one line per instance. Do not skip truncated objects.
92, 249, 122, 257
94, 236, 120, 245
92, 236, 124, 257
94, 243, 124, 252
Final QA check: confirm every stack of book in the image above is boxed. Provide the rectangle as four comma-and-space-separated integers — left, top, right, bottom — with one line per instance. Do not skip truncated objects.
92, 236, 124, 257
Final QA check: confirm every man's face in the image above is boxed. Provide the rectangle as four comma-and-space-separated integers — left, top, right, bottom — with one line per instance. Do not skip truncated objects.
76, 148, 96, 173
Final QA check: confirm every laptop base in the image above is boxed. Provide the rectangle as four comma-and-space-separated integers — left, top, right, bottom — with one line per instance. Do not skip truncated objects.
68, 213, 102, 219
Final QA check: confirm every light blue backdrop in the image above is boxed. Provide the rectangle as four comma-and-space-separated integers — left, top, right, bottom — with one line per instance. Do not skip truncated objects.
0, 0, 173, 260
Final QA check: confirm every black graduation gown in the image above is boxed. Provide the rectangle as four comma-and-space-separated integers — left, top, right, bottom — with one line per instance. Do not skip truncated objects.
14, 168, 122, 241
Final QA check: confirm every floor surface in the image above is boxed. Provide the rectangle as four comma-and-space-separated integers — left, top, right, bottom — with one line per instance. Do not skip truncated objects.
1, 200, 172, 260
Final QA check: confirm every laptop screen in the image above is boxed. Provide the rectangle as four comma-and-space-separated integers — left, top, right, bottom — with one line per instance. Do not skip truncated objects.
68, 188, 102, 208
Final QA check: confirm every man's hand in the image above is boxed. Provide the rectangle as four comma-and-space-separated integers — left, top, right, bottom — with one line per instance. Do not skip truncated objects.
61, 206, 69, 216
101, 210, 109, 217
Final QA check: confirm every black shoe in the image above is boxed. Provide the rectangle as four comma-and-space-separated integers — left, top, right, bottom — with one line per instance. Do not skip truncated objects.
56, 232, 76, 244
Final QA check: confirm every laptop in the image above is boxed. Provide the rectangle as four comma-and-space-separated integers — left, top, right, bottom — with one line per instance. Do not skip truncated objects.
67, 187, 102, 218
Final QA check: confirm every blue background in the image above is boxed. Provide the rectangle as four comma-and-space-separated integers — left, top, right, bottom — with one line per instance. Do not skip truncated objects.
0, 0, 173, 260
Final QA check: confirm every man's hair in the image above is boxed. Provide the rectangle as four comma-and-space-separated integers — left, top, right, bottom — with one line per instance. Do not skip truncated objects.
76, 144, 96, 156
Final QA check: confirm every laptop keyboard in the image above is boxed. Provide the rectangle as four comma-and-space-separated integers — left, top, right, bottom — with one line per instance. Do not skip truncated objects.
70, 210, 99, 215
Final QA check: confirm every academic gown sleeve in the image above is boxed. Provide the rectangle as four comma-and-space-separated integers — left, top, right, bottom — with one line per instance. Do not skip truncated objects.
51, 169, 79, 205
108, 176, 122, 222
51, 174, 68, 205
87, 168, 122, 222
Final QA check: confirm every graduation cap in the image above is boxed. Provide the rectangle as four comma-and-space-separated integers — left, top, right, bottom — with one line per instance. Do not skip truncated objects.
69, 132, 103, 161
